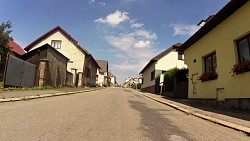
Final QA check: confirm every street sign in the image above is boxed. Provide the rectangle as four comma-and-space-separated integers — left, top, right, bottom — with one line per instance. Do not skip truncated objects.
160, 74, 164, 86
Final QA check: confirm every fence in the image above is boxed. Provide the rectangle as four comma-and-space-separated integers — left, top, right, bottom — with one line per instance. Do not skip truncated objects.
4, 55, 35, 87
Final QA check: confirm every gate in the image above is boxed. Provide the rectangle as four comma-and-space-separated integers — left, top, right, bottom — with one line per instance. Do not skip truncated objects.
4, 55, 35, 87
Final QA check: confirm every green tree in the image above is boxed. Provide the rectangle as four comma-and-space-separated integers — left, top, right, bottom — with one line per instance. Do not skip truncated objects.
0, 21, 13, 60
0, 21, 13, 80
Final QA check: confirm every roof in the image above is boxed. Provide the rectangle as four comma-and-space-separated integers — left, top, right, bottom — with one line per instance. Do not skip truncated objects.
24, 26, 89, 55
178, 0, 249, 52
96, 60, 108, 73
8, 40, 25, 56
139, 43, 182, 74
86, 54, 101, 69
197, 15, 215, 27
24, 26, 100, 69
108, 71, 115, 77
21, 43, 69, 61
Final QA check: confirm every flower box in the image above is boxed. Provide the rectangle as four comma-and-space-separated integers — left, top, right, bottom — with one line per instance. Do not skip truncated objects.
232, 61, 250, 75
198, 72, 218, 82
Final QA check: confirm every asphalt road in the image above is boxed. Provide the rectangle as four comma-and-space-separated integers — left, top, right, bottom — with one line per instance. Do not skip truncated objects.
0, 88, 249, 141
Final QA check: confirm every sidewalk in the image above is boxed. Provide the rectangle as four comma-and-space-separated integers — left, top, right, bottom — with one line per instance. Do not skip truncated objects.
0, 87, 102, 102
135, 90, 250, 134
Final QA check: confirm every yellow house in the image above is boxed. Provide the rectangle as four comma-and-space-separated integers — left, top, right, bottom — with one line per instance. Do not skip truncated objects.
140, 43, 187, 93
178, 0, 250, 110
25, 26, 99, 87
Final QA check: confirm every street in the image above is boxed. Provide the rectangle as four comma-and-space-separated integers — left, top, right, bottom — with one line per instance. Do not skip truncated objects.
0, 88, 248, 141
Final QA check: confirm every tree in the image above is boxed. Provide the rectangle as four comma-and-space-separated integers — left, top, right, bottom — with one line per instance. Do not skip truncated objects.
0, 21, 13, 58
0, 21, 13, 80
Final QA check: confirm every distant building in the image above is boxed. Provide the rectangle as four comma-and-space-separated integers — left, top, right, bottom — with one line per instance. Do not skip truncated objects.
96, 60, 109, 87
123, 78, 141, 89
140, 43, 186, 94
108, 71, 117, 87
8, 40, 26, 57
24, 26, 99, 87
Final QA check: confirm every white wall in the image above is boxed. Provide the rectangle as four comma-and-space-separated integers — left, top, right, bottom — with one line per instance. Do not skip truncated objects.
96, 69, 105, 86
156, 49, 187, 70
141, 62, 156, 89
29, 30, 86, 73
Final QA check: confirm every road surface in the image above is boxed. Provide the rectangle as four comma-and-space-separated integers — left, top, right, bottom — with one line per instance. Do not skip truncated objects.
0, 88, 248, 141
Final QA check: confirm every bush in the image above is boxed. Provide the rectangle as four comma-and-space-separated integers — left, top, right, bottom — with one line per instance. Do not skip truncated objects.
155, 67, 188, 93
137, 83, 142, 89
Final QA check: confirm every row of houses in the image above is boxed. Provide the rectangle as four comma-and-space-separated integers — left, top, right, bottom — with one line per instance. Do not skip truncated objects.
3, 26, 117, 88
140, 0, 250, 110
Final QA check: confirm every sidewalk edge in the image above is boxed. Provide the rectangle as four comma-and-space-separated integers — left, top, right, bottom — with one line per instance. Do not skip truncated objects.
0, 88, 104, 103
136, 90, 250, 134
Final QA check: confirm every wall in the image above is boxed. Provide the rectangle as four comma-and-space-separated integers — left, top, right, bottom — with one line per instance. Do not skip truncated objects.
184, 2, 250, 99
84, 57, 98, 87
29, 30, 85, 74
155, 49, 187, 70
47, 47, 68, 86
141, 61, 156, 89
96, 69, 104, 86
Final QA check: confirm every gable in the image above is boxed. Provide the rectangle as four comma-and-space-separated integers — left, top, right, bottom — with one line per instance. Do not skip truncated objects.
178, 0, 249, 52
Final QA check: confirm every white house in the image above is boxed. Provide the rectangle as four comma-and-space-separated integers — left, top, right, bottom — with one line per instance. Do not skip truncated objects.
24, 26, 99, 87
139, 43, 187, 93
108, 71, 117, 87
96, 60, 108, 87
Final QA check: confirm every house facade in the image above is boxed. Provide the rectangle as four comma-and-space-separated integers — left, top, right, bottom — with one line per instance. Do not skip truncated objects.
140, 43, 186, 93
123, 78, 140, 89
24, 26, 99, 87
21, 44, 69, 87
96, 60, 109, 87
84, 54, 99, 87
108, 71, 117, 87
178, 0, 250, 110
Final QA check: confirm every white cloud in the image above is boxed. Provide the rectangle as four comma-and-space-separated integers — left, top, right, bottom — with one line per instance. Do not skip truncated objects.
106, 29, 158, 73
95, 10, 129, 26
131, 23, 144, 28
95, 10, 158, 84
129, 30, 157, 40
134, 40, 151, 48
89, 0, 95, 4
98, 2, 106, 6
171, 23, 200, 36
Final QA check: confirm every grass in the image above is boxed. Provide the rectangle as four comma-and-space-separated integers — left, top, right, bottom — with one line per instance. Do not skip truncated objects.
2, 85, 54, 91
0, 81, 3, 89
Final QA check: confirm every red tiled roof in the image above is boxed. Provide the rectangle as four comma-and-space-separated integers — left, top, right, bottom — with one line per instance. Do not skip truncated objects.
8, 40, 25, 56
139, 43, 182, 74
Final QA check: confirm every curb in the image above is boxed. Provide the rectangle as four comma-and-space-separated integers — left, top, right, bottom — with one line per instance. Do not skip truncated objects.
0, 88, 104, 103
135, 91, 250, 134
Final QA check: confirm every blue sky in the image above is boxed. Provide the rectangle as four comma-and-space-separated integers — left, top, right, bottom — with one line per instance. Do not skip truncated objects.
0, 0, 230, 84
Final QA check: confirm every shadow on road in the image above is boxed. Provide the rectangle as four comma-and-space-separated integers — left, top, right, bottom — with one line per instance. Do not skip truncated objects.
128, 100, 194, 141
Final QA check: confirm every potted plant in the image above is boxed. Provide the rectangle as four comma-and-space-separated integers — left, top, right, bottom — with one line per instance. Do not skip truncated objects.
198, 72, 218, 82
232, 61, 250, 75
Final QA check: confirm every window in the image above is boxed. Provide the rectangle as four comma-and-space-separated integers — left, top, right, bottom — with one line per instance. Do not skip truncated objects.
151, 70, 155, 81
51, 40, 62, 49
237, 35, 250, 63
204, 52, 217, 73
178, 52, 184, 60
96, 75, 98, 81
